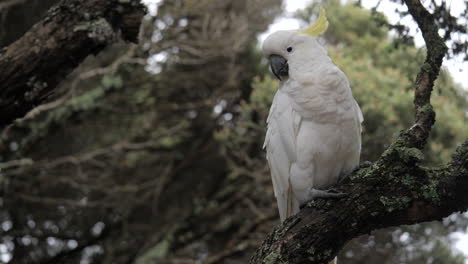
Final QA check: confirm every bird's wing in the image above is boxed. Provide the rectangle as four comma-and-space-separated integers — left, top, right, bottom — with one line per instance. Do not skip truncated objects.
264, 89, 300, 221
286, 65, 363, 183
354, 99, 364, 133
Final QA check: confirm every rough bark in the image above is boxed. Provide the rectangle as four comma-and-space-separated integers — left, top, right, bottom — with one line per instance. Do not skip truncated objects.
249, 1, 467, 263
250, 140, 468, 264
0, 0, 146, 127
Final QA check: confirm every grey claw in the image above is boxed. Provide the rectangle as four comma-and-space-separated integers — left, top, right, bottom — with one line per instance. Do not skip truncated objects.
324, 188, 348, 198
308, 188, 347, 199
359, 161, 373, 169
350, 161, 373, 175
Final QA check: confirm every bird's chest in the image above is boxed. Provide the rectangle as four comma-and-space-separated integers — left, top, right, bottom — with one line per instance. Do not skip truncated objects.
281, 81, 351, 123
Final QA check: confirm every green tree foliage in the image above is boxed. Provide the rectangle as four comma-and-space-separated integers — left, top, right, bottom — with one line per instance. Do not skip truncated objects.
325, 3, 466, 164
1, 0, 282, 263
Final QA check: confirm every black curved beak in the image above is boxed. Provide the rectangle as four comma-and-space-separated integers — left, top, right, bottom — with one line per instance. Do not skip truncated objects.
268, 55, 288, 80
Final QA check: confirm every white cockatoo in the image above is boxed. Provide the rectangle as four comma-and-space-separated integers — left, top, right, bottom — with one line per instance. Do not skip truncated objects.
262, 8, 363, 223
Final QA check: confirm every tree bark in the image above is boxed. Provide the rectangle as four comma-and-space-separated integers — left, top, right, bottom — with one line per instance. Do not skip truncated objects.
0, 0, 145, 127
249, 1, 468, 263
249, 140, 468, 264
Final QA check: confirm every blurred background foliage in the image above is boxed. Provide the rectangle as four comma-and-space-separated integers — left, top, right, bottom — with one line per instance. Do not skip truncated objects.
0, 0, 467, 263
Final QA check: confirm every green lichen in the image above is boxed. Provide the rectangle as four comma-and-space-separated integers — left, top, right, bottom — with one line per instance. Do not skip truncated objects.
306, 199, 318, 208
74, 22, 93, 32
306, 247, 332, 262
264, 250, 287, 264
398, 147, 424, 163
400, 173, 416, 186
379, 196, 411, 212
421, 178, 440, 202
421, 62, 432, 73
419, 103, 433, 114
349, 166, 374, 180
74, 18, 115, 43
135, 239, 170, 264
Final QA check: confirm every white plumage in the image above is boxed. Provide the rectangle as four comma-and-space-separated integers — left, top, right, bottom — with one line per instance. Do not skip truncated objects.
262, 30, 363, 222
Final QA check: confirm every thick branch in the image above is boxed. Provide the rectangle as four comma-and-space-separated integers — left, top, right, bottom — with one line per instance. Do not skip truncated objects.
0, 0, 146, 127
250, 141, 468, 264
250, 1, 457, 263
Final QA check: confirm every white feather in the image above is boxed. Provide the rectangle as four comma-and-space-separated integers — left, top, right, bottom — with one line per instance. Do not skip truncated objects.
264, 90, 300, 221
263, 30, 363, 223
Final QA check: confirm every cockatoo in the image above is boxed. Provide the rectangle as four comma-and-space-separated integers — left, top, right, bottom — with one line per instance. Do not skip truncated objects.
263, 8, 363, 222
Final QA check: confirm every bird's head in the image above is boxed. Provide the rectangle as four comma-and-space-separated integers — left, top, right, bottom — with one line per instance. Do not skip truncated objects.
262, 8, 329, 81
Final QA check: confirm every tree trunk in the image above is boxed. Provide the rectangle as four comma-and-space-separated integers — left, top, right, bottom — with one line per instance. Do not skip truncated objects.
0, 0, 145, 127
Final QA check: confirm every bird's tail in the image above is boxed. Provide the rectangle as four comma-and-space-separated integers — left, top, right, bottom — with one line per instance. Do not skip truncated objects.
280, 186, 337, 264
279, 182, 300, 222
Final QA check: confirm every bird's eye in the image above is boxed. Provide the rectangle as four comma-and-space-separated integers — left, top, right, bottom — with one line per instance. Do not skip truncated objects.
287, 47, 293, 52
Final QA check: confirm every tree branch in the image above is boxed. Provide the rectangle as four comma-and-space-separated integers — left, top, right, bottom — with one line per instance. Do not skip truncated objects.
250, 140, 468, 264
0, 0, 146, 127
404, 0, 447, 149
0, 0, 30, 11
249, 1, 466, 263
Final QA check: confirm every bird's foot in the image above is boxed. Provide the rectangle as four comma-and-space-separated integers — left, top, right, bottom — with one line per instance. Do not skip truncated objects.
359, 161, 373, 169
300, 188, 347, 208
339, 162, 374, 184
308, 188, 347, 199
349, 161, 373, 176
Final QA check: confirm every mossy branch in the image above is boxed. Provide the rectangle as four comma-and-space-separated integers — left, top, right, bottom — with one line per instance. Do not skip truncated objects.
403, 0, 448, 149
249, 140, 467, 264
0, 0, 146, 127
249, 1, 466, 263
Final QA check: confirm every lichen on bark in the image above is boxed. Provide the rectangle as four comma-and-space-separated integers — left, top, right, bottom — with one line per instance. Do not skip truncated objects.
0, 0, 146, 127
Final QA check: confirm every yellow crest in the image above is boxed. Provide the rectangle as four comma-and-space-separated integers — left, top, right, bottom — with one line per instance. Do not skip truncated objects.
299, 7, 329, 36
